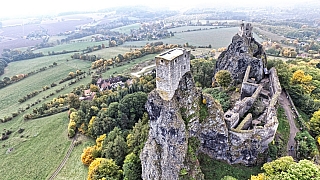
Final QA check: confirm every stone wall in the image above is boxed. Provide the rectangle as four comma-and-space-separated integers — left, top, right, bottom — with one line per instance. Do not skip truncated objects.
156, 48, 190, 100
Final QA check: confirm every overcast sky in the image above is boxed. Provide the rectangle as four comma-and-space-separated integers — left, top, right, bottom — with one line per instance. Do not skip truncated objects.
0, 0, 319, 19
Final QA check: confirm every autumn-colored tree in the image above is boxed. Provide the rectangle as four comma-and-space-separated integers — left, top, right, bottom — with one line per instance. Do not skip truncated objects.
81, 146, 96, 166
68, 93, 80, 109
68, 72, 75, 78
214, 70, 232, 89
68, 120, 76, 137
221, 176, 237, 180
260, 156, 320, 179
291, 70, 315, 94
87, 158, 122, 180
309, 109, 320, 137
291, 70, 312, 84
96, 134, 106, 149
250, 173, 265, 180
90, 84, 99, 92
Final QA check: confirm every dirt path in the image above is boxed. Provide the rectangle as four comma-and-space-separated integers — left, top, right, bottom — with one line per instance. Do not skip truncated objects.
48, 135, 77, 180
131, 64, 156, 77
279, 90, 299, 158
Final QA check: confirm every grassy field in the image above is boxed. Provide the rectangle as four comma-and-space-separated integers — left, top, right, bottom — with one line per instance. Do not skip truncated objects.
87, 46, 131, 59
101, 54, 156, 77
34, 40, 109, 54
0, 42, 157, 179
123, 27, 263, 49
111, 23, 141, 34
54, 135, 95, 180
199, 153, 262, 179
168, 26, 224, 33
0, 55, 92, 117
0, 113, 71, 180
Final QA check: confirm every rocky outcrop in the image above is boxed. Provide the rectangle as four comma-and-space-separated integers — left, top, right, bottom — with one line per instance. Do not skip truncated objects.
141, 72, 205, 180
142, 27, 279, 178
215, 24, 267, 83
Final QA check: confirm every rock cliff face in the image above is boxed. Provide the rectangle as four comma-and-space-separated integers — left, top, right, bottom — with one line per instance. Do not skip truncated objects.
141, 72, 227, 179
215, 25, 267, 83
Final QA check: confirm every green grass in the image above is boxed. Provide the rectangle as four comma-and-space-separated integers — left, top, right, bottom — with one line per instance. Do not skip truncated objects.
0, 46, 155, 179
0, 56, 92, 118
87, 46, 131, 59
276, 107, 290, 156
277, 108, 290, 143
111, 23, 141, 34
55, 136, 95, 180
34, 40, 109, 54
123, 27, 263, 48
70, 34, 105, 43
0, 113, 71, 180
101, 54, 156, 77
199, 153, 262, 180
168, 26, 224, 32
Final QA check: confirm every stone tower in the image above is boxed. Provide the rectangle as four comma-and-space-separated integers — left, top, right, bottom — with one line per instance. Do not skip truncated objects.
155, 48, 190, 100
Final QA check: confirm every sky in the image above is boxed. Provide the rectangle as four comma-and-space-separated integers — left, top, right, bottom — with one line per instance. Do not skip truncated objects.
0, 0, 319, 19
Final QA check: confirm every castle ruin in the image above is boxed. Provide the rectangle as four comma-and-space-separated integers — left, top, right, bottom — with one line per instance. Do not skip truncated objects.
155, 48, 190, 100
141, 24, 281, 179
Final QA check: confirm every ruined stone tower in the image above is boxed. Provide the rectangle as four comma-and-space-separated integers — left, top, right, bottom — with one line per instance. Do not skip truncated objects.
155, 48, 190, 100
238, 21, 253, 40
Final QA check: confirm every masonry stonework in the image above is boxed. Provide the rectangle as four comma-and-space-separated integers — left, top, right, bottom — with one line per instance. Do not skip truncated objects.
155, 48, 190, 100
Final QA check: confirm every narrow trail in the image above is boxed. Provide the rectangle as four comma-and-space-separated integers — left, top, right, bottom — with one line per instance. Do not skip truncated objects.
131, 64, 156, 77
279, 90, 299, 158
48, 135, 77, 180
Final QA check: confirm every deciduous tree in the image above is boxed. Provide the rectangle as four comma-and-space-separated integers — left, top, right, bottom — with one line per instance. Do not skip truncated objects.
214, 70, 232, 89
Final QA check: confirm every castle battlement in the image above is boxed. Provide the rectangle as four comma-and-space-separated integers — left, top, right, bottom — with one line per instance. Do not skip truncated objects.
155, 48, 190, 100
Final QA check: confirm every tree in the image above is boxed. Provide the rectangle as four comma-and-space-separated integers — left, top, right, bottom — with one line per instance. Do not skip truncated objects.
190, 58, 216, 88
90, 84, 100, 92
291, 70, 315, 95
215, 70, 232, 89
81, 146, 97, 166
102, 127, 127, 166
260, 156, 320, 180
126, 113, 149, 154
118, 92, 148, 129
309, 109, 320, 137
68, 93, 80, 109
221, 176, 237, 180
87, 158, 122, 180
123, 153, 142, 180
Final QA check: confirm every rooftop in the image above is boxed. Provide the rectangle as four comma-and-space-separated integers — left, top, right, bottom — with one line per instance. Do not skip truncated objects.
156, 48, 184, 61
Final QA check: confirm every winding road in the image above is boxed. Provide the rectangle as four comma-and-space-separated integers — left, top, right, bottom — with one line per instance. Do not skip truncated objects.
279, 90, 299, 158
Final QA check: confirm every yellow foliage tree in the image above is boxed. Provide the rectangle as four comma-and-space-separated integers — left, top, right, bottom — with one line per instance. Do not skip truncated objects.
96, 134, 106, 149
87, 116, 96, 136
81, 146, 96, 166
215, 70, 232, 89
87, 158, 122, 180
250, 173, 265, 180
291, 70, 315, 94
68, 122, 76, 137
291, 70, 312, 84
90, 84, 99, 92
